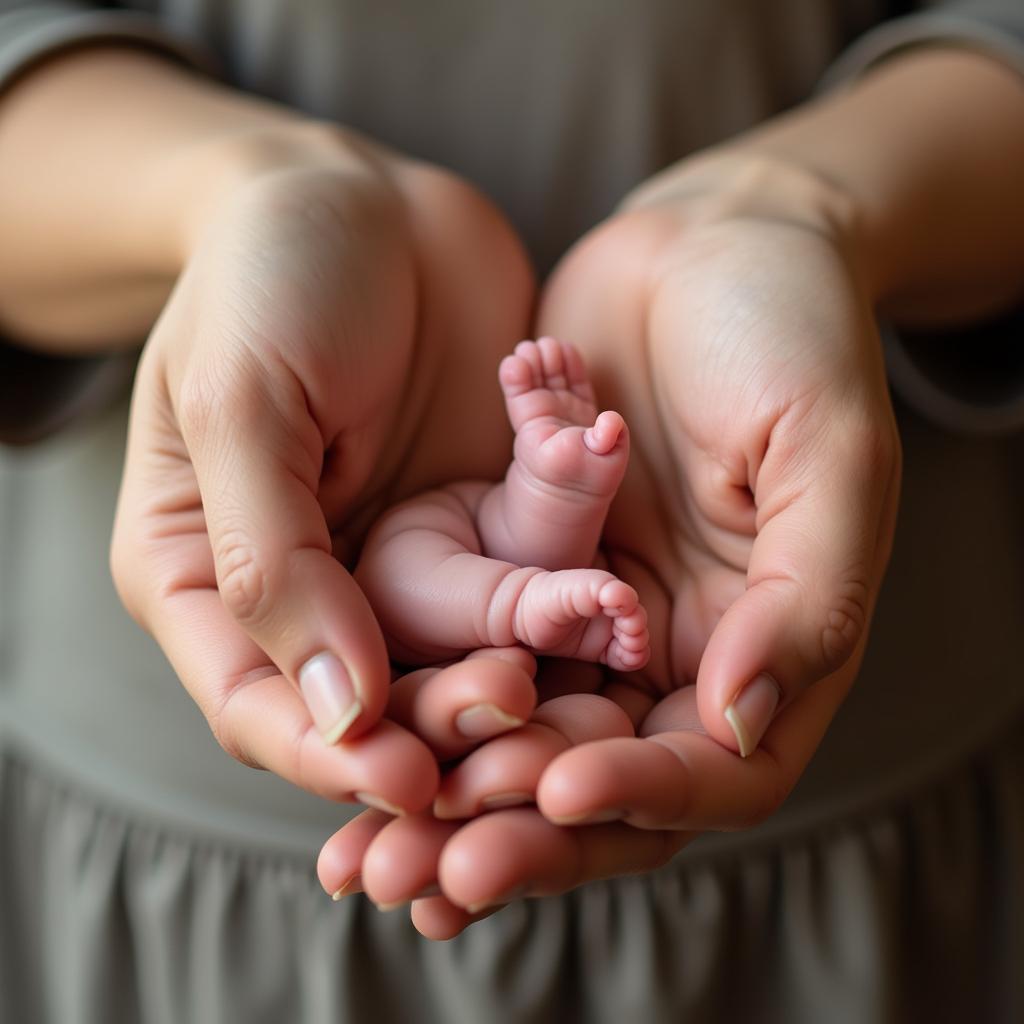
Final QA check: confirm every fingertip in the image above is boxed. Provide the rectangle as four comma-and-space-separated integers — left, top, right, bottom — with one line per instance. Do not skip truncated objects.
410, 895, 499, 940
316, 808, 391, 896
499, 354, 530, 391
464, 646, 537, 677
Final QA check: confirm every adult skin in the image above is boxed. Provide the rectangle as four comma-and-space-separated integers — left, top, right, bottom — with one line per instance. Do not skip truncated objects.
0, 47, 539, 810
318, 47, 1024, 938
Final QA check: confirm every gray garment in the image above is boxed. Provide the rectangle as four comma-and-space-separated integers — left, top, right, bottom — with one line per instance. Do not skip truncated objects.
2, 1, 1024, 1021
3, 714, 1024, 1024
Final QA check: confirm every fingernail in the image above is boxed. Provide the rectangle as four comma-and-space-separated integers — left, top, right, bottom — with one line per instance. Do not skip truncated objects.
299, 652, 362, 744
547, 808, 624, 825
455, 703, 525, 739
331, 874, 362, 901
432, 794, 462, 820
724, 673, 781, 757
480, 791, 533, 811
372, 884, 440, 911
466, 884, 528, 914
355, 791, 406, 817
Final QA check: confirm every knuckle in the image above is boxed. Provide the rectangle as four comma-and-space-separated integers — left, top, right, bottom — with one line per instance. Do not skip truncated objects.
819, 579, 869, 672
215, 533, 274, 627
176, 368, 219, 444
177, 351, 264, 449
207, 703, 258, 769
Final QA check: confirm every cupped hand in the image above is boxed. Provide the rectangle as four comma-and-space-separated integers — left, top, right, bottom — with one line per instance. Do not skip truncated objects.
110, 128, 535, 808
320, 154, 901, 935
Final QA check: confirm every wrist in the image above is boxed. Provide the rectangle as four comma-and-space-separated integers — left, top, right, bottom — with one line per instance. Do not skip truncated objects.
633, 48, 1024, 325
620, 150, 868, 289
0, 45, 395, 352
148, 119, 388, 270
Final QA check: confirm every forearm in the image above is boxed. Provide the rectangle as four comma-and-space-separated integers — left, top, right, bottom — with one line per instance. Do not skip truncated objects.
0, 46, 366, 352
627, 48, 1024, 327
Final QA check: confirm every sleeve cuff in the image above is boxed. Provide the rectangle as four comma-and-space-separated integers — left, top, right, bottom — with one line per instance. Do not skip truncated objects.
0, 3, 216, 95
820, 7, 1024, 92
880, 310, 1024, 437
820, 6, 1024, 437
0, 3, 216, 444
0, 343, 137, 446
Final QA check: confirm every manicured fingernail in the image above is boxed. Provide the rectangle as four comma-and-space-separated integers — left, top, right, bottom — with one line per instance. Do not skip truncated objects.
299, 652, 362, 744
455, 703, 525, 740
480, 791, 533, 811
355, 791, 406, 817
331, 874, 362, 901
724, 673, 781, 757
547, 808, 625, 825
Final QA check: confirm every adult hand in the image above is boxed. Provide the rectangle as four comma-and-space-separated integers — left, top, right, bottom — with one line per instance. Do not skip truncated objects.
319, 152, 901, 935
110, 127, 535, 810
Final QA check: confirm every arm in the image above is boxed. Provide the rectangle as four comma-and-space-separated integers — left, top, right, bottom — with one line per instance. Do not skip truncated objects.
0, 45, 365, 351
625, 47, 1024, 327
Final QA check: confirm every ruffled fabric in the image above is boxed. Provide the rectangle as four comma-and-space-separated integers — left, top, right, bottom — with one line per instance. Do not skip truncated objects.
3, 714, 1023, 1024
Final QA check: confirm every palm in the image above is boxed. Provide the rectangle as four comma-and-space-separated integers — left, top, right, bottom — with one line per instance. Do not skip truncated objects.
540, 211, 898, 724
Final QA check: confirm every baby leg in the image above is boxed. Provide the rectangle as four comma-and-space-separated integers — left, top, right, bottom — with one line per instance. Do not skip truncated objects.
355, 484, 648, 670
476, 336, 629, 570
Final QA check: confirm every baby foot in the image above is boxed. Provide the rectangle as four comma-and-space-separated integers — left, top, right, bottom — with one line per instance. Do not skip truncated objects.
499, 336, 629, 502
483, 337, 629, 570
513, 568, 649, 672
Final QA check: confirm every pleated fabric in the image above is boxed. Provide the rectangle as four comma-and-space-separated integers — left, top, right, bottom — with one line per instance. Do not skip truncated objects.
2, 715, 1022, 1024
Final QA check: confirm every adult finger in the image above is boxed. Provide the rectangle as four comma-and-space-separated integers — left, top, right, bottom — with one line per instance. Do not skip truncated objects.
438, 808, 691, 913
168, 348, 391, 743
316, 808, 392, 900
433, 694, 633, 819
361, 813, 462, 909
537, 670, 849, 830
112, 519, 439, 810
696, 400, 900, 756
409, 896, 503, 941
387, 649, 538, 760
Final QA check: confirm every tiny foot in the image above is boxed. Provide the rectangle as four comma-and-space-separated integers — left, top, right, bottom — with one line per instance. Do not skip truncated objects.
498, 337, 629, 501
514, 569, 650, 671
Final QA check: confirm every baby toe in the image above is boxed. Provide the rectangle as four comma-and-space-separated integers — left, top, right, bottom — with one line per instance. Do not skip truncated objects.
598, 579, 639, 616
514, 340, 544, 386
604, 641, 650, 672
583, 411, 627, 456
537, 336, 568, 389
498, 353, 533, 397
613, 626, 650, 653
